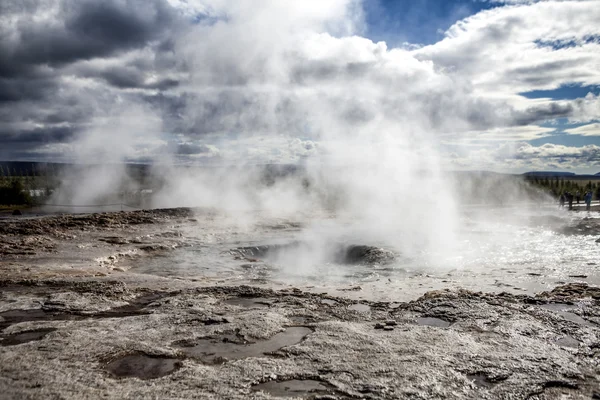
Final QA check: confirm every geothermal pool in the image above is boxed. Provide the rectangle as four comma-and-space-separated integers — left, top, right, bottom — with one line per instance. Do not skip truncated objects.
132, 206, 600, 301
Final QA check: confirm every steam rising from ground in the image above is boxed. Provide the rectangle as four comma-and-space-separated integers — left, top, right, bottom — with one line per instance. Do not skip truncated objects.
50, 0, 550, 269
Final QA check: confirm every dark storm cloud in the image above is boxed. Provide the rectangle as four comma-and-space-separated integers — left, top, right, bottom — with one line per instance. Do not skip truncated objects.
2, 126, 76, 145
0, 75, 57, 103
159, 91, 284, 135
0, 0, 178, 74
176, 143, 217, 155
0, 0, 185, 160
73, 64, 180, 90
512, 102, 574, 126
101, 68, 179, 90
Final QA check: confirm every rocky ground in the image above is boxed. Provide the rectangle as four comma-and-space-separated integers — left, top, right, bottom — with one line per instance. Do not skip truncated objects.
1, 209, 600, 399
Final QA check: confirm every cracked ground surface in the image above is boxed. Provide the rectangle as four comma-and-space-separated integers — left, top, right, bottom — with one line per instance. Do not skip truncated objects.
1, 280, 599, 399
1, 209, 599, 399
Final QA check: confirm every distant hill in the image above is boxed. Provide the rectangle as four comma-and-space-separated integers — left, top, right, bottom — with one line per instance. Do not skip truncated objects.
523, 171, 600, 180
523, 171, 575, 177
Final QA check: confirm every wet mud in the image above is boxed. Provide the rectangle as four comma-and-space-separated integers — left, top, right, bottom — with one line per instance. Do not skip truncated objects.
415, 317, 452, 328
0, 279, 598, 399
0, 308, 73, 330
1, 328, 56, 346
106, 353, 182, 380
177, 327, 312, 364
348, 303, 371, 313
223, 297, 273, 308
252, 379, 335, 398
0, 290, 172, 330
1, 209, 600, 399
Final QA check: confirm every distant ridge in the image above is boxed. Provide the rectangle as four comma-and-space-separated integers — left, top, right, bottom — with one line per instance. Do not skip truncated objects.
522, 171, 600, 180
523, 171, 575, 177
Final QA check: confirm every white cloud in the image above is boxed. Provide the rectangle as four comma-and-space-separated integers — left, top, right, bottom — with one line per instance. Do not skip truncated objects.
2, 0, 600, 172
443, 125, 556, 145
162, 0, 600, 167
564, 122, 600, 136
416, 1, 600, 95
446, 142, 600, 173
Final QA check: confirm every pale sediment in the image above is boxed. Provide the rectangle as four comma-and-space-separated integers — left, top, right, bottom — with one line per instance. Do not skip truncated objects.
1, 209, 599, 399
0, 279, 599, 399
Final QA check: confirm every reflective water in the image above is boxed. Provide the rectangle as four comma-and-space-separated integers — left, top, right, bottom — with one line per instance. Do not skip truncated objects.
131, 207, 600, 301
178, 327, 312, 364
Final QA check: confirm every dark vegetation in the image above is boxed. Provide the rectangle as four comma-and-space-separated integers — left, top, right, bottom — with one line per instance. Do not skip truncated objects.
524, 175, 600, 201
0, 161, 303, 207
1, 161, 599, 208
0, 179, 32, 206
0, 163, 61, 207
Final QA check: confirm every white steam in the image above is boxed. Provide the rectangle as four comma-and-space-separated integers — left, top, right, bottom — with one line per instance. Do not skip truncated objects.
52, 102, 165, 208
51, 0, 545, 270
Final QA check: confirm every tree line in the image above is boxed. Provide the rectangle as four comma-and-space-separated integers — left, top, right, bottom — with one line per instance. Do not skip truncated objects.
0, 164, 60, 206
525, 176, 600, 200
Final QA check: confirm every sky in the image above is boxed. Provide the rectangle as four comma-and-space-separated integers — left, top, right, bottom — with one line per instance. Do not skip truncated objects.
1, 0, 599, 174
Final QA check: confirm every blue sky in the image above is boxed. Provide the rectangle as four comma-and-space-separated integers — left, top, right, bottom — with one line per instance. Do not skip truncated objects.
364, 0, 495, 46
362, 0, 600, 173
521, 84, 600, 101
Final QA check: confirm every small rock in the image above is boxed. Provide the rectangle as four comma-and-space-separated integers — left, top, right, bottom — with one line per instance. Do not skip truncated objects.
383, 326, 394, 331
12, 209, 22, 216
374, 323, 384, 330
385, 320, 397, 326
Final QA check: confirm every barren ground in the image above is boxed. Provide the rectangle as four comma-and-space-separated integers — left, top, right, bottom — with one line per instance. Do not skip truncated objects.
1, 209, 599, 399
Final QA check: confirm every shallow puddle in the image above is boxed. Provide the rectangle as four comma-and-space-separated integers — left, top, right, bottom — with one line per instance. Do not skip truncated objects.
252, 379, 333, 398
287, 316, 310, 325
416, 317, 451, 328
555, 335, 580, 348
106, 353, 182, 380
1, 328, 56, 346
179, 327, 312, 364
0, 309, 73, 330
538, 304, 595, 327
348, 303, 371, 313
0, 292, 170, 330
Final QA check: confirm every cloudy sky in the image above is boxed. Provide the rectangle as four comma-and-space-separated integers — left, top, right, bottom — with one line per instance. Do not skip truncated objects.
1, 0, 599, 173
